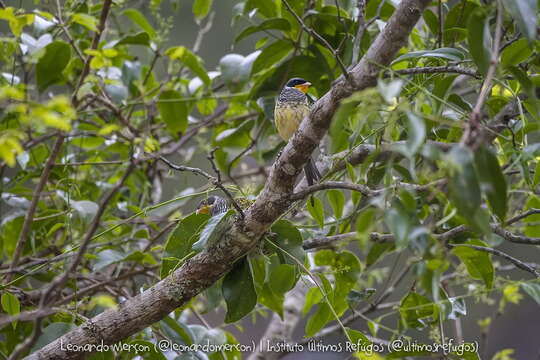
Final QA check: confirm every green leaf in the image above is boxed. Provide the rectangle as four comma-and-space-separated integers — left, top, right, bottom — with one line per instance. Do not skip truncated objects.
423, 9, 439, 36
447, 146, 487, 234
384, 199, 411, 249
329, 99, 356, 153
268, 264, 297, 295
71, 13, 98, 32
114, 32, 151, 47
0, 8, 34, 37
160, 213, 210, 278
405, 111, 425, 156
305, 302, 332, 336
1, 292, 20, 328
36, 41, 71, 91
235, 18, 291, 43
251, 40, 293, 75
222, 258, 257, 323
245, 0, 278, 18
521, 283, 540, 305
504, 0, 538, 43
270, 220, 305, 265
366, 242, 394, 267
31, 322, 77, 352
93, 249, 124, 271
123, 8, 156, 38
356, 208, 376, 234
192, 209, 235, 251
70, 137, 104, 150
452, 240, 494, 289
501, 38, 533, 67
303, 287, 323, 314
307, 196, 325, 228
344, 327, 370, 345
467, 8, 491, 75
474, 146, 507, 221
327, 189, 345, 219
193, 0, 213, 19
392, 47, 465, 64
399, 292, 434, 329
534, 161, 540, 187
166, 46, 211, 85
157, 90, 188, 136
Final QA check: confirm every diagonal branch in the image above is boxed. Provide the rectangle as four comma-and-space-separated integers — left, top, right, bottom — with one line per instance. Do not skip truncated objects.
6, 135, 64, 281
29, 1, 431, 358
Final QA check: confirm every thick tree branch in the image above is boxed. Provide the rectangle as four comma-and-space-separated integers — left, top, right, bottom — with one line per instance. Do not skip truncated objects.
29, 1, 430, 358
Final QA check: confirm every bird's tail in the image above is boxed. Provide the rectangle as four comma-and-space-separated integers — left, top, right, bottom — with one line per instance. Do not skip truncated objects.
304, 157, 321, 186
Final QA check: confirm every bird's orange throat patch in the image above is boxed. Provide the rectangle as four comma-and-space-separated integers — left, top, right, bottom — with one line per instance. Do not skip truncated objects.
294, 83, 311, 93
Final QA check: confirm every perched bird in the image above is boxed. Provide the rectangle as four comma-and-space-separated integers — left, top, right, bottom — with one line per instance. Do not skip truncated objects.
274, 77, 321, 185
196, 196, 229, 216
196, 196, 253, 216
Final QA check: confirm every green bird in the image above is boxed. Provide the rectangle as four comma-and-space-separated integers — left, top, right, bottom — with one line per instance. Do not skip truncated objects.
274, 77, 321, 185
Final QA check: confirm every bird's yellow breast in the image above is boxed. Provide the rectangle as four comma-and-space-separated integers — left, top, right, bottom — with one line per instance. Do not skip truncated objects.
274, 102, 310, 140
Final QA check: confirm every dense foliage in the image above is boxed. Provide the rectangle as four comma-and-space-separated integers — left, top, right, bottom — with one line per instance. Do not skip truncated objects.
0, 0, 539, 359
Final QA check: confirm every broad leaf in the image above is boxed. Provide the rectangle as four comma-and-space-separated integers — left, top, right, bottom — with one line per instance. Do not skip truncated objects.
235, 18, 291, 43
307, 196, 325, 228
123, 9, 156, 38
504, 0, 537, 43
166, 46, 210, 85
157, 90, 188, 136
467, 8, 491, 75
36, 41, 71, 91
222, 258, 257, 323
193, 0, 213, 20
160, 213, 210, 278
251, 40, 293, 74
474, 146, 507, 221
452, 240, 494, 289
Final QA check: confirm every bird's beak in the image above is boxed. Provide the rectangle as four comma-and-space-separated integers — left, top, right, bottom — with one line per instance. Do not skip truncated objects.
294, 82, 311, 93
196, 205, 210, 215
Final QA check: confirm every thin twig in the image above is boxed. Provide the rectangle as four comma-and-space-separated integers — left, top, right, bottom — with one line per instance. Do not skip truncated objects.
6, 135, 64, 282
282, 0, 353, 86
352, 0, 366, 64
462, 0, 503, 148
226, 122, 267, 183
193, 12, 215, 54
505, 208, 540, 226
72, 0, 113, 105
207, 149, 245, 218
447, 244, 540, 278
40, 162, 135, 306
291, 181, 376, 200
159, 156, 214, 179
159, 155, 245, 218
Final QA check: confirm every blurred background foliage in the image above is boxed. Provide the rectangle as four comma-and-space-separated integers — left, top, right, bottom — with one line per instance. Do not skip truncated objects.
0, 0, 539, 359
